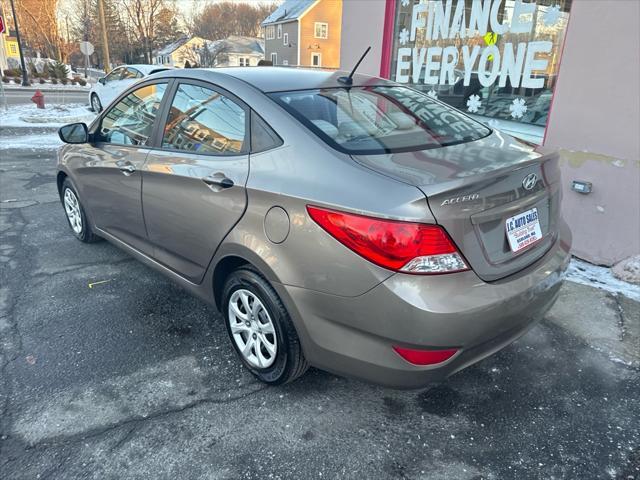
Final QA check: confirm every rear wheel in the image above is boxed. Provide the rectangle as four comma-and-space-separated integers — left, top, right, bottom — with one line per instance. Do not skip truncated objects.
61, 178, 100, 243
91, 93, 102, 113
222, 267, 308, 385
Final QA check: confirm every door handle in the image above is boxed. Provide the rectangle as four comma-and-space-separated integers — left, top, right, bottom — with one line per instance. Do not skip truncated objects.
117, 163, 136, 175
202, 174, 234, 189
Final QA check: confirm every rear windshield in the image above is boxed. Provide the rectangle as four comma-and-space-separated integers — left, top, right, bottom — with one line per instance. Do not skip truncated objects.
269, 86, 491, 155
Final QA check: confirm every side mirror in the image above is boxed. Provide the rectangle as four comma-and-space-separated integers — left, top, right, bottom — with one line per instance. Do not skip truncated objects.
59, 123, 89, 144
98, 77, 106, 85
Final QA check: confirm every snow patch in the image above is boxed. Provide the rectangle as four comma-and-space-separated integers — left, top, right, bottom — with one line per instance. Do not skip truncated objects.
0, 133, 62, 150
0, 103, 95, 128
566, 258, 640, 302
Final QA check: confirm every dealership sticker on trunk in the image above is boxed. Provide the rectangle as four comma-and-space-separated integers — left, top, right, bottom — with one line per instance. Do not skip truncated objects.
505, 207, 542, 253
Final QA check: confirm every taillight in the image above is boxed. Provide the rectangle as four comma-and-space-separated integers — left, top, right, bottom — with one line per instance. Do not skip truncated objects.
306, 205, 469, 274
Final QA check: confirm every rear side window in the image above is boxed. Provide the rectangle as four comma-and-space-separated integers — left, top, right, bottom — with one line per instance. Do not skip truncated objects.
251, 111, 283, 153
269, 86, 490, 155
97, 83, 167, 145
162, 83, 247, 155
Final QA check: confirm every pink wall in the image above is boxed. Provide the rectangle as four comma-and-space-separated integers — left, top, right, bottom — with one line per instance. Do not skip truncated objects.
543, 0, 640, 265
339, 0, 387, 76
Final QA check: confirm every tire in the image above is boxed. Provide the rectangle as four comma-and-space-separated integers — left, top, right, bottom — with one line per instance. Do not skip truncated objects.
91, 93, 102, 113
222, 267, 309, 385
61, 178, 100, 243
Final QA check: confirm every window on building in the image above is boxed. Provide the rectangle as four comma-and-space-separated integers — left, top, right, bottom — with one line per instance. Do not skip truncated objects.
239, 57, 250, 67
162, 83, 247, 155
283, 60, 289, 66
277, 24, 282, 39
266, 26, 275, 40
283, 32, 289, 45
97, 83, 167, 145
9, 44, 17, 55
311, 53, 322, 67
271, 52, 277, 65
388, 0, 573, 143
314, 22, 328, 39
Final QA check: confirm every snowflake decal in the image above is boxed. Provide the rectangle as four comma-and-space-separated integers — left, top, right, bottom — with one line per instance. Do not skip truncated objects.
466, 94, 482, 113
426, 89, 438, 100
401, 0, 410, 6
509, 98, 528, 119
398, 28, 410, 46
542, 4, 561, 26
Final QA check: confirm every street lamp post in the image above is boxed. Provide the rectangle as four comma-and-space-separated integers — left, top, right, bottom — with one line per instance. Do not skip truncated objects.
8, 0, 28, 86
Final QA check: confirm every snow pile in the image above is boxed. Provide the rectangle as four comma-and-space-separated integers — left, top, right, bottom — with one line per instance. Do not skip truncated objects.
612, 255, 640, 285
0, 104, 96, 127
566, 257, 640, 302
0, 133, 62, 151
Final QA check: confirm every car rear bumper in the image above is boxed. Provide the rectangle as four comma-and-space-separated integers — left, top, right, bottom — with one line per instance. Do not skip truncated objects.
277, 219, 572, 389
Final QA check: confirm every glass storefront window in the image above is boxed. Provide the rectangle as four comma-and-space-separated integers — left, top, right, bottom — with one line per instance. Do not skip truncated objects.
388, 0, 572, 143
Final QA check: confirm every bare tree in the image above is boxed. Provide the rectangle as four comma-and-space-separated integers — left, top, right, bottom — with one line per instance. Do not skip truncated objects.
199, 41, 230, 68
191, 1, 278, 41
119, 0, 171, 63
13, 0, 63, 60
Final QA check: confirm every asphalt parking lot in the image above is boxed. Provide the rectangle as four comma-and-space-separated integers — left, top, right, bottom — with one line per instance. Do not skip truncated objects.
1, 137, 639, 479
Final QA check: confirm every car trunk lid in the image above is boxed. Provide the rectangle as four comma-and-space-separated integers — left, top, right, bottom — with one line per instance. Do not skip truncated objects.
351, 131, 562, 282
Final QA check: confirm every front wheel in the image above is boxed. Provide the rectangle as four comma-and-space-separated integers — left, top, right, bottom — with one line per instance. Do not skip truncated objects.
91, 93, 102, 113
222, 267, 308, 385
61, 178, 100, 243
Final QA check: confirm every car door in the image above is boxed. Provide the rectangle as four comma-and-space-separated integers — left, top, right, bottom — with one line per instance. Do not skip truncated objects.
142, 80, 250, 283
77, 81, 170, 254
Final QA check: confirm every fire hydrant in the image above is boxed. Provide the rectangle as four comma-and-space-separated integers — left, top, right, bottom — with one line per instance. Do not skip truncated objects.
31, 90, 45, 109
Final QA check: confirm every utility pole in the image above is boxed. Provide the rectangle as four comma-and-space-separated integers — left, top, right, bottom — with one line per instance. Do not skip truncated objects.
8, 0, 28, 86
97, 0, 111, 73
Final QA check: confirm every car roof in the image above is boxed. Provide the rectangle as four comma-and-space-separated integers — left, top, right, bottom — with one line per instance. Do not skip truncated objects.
149, 67, 395, 93
115, 64, 171, 75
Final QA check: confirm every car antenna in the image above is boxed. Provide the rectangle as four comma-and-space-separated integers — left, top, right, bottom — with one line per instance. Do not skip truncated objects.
338, 46, 371, 86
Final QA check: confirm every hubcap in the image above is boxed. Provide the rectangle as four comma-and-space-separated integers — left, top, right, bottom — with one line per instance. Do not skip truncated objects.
92, 95, 100, 111
228, 289, 277, 369
63, 188, 83, 234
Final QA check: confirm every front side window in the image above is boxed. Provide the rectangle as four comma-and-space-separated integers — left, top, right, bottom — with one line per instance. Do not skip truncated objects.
98, 83, 167, 145
162, 83, 246, 155
314, 22, 328, 39
122, 67, 142, 80
270, 86, 490, 155
104, 67, 123, 83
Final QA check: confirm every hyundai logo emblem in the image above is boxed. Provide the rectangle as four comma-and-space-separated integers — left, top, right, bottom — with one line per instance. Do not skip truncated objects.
522, 173, 538, 191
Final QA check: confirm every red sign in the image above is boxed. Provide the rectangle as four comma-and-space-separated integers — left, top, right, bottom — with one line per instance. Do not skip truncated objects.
0, 16, 5, 34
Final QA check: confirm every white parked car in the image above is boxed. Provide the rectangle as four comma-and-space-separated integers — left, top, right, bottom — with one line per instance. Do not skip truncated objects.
89, 64, 170, 112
